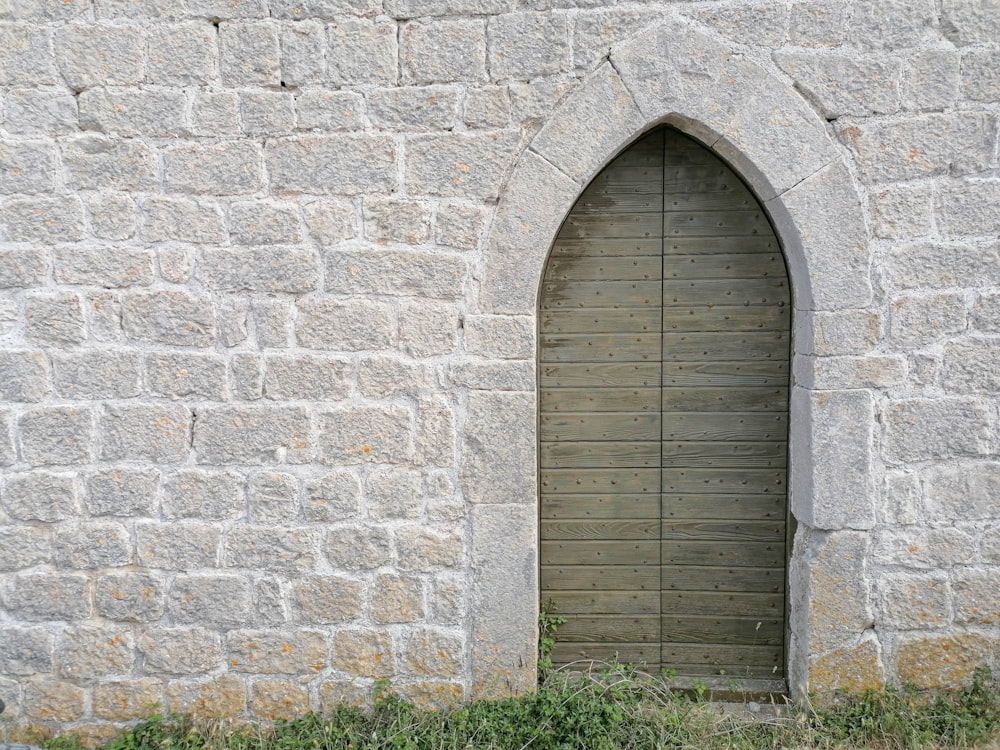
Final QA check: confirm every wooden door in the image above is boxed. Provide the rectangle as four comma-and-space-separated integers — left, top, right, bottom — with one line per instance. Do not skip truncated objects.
539, 127, 790, 684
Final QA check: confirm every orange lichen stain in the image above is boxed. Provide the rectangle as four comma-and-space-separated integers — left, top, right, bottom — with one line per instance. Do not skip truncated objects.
909, 546, 920, 553
110, 636, 124, 646
349, 265, 360, 275
112, 591, 124, 600
312, 663, 325, 672
909, 148, 922, 161
281, 643, 294, 654
154, 417, 173, 429
144, 587, 154, 598
458, 163, 470, 173
230, 658, 240, 667
841, 125, 862, 143
362, 445, 372, 454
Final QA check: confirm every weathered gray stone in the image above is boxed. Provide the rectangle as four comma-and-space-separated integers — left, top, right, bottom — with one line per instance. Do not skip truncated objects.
837, 113, 997, 182
941, 0, 1000, 45
101, 404, 191, 462
4, 88, 78, 134
398, 526, 462, 572
146, 352, 226, 400
5, 573, 90, 620
0, 248, 46, 289
54, 522, 131, 569
2, 471, 77, 521
788, 0, 846, 47
325, 526, 391, 570
56, 25, 145, 88
942, 338, 1000, 394
240, 91, 296, 135
56, 624, 134, 680
54, 350, 142, 401
197, 247, 321, 294
889, 293, 967, 349
934, 180, 1000, 238
54, 245, 153, 287
191, 0, 267, 18
228, 629, 327, 673
695, 1, 789, 47
194, 407, 311, 464
169, 575, 252, 628
869, 184, 934, 240
164, 675, 248, 717
95, 572, 165, 622
192, 91, 242, 136
0, 350, 48, 402
879, 571, 950, 629
461, 391, 533, 504
415, 395, 455, 467
84, 468, 160, 517
885, 242, 1000, 290
217, 297, 249, 347
881, 471, 922, 525
790, 389, 875, 530
271, 0, 381, 17
220, 22, 280, 86
973, 292, 1000, 332
488, 12, 569, 80
328, 18, 396, 86
403, 628, 462, 677
136, 522, 220, 569
0, 25, 56, 84
165, 141, 264, 195
0, 626, 53, 675
95, 0, 186, 19
358, 356, 434, 399
140, 196, 227, 243
374, 574, 424, 624
291, 576, 362, 624
263, 354, 350, 401
139, 628, 222, 674
400, 19, 486, 85
428, 576, 464, 625
405, 131, 519, 199
303, 472, 360, 522
248, 472, 298, 523
463, 315, 533, 359
399, 301, 459, 358
279, 20, 325, 86
229, 202, 303, 245
253, 577, 286, 626
18, 406, 93, 466
332, 628, 394, 679
367, 468, 423, 520
295, 90, 365, 132
0, 526, 50, 571
296, 298, 393, 351
773, 52, 900, 118
25, 292, 86, 345
79, 87, 187, 137
571, 8, 655, 72
230, 354, 263, 401
923, 462, 1000, 522
148, 21, 217, 85
961, 49, 1000, 102
302, 198, 356, 243
267, 135, 397, 195
802, 309, 881, 356
464, 86, 510, 129
223, 525, 316, 573
873, 527, 976, 569
163, 470, 244, 521
364, 199, 432, 244
884, 398, 992, 463
902, 50, 960, 111
319, 405, 414, 464
386, 0, 510, 15
953, 569, 1000, 625
793, 355, 906, 390
0, 140, 56, 194
158, 246, 192, 283
123, 290, 217, 346
93, 678, 163, 720
849, 0, 936, 50
367, 86, 460, 131
1, 196, 85, 242
326, 248, 465, 299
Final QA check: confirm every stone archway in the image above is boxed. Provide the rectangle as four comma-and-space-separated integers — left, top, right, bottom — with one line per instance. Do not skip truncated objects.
467, 15, 879, 700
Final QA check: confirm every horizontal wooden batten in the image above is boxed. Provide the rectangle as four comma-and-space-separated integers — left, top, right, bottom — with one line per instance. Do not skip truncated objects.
540, 334, 661, 362
541, 540, 660, 565
660, 412, 787, 442
663, 253, 786, 280
661, 468, 784, 494
555, 615, 661, 643
661, 520, 785, 542
541, 280, 662, 308
541, 387, 660, 412
544, 255, 661, 282
661, 540, 784, 567
540, 441, 661, 468
661, 494, 787, 520
661, 361, 788, 385
539, 363, 662, 387
547, 590, 660, 614
662, 278, 789, 306
660, 644, 782, 667
662, 331, 789, 361
660, 565, 785, 593
559, 213, 663, 239
541, 494, 661, 519
662, 307, 790, 333
660, 386, 789, 412
541, 413, 661, 441
541, 519, 659, 540
541, 468, 660, 494
550, 643, 661, 666
664, 237, 780, 255
661, 591, 784, 617
541, 565, 660, 590
661, 616, 784, 645
550, 239, 663, 257
661, 441, 786, 468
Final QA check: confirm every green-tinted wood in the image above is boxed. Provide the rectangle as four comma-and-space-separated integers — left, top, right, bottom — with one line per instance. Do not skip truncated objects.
556, 616, 661, 643
661, 591, 784, 617
540, 281, 662, 308
660, 468, 785, 494
541, 494, 661, 519
541, 565, 660, 590
541, 468, 660, 494
664, 237, 781, 255
539, 362, 662, 387
540, 413, 661, 441
663, 210, 770, 237
661, 361, 788, 385
540, 333, 662, 361
661, 616, 784, 645
549, 591, 660, 615
660, 413, 787, 442
659, 565, 785, 592
660, 387, 788, 412
540, 440, 661, 468
661, 441, 787, 468
663, 253, 787, 279
662, 307, 791, 333
661, 494, 787, 520
550, 239, 663, 257
661, 332, 789, 361
544, 256, 662, 281
661, 520, 785, 542
541, 540, 660, 565
661, 644, 782, 671
541, 310, 662, 335
540, 387, 660, 412
540, 519, 659, 540
662, 278, 789, 306
661, 541, 784, 567
550, 643, 660, 665
558, 213, 663, 240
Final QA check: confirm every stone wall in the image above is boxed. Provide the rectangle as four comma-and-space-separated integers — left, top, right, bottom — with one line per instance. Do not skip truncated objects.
0, 0, 998, 741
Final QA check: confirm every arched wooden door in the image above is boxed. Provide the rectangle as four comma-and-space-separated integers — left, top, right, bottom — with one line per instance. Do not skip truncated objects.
539, 126, 790, 685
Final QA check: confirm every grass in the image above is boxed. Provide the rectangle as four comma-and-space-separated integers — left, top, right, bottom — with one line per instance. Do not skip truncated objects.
38, 665, 1000, 750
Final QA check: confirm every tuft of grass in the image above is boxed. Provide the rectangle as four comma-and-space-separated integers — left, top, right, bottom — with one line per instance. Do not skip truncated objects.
40, 664, 1000, 750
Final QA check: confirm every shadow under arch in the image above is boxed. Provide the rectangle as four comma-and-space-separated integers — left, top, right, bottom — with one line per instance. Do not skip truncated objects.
469, 15, 880, 702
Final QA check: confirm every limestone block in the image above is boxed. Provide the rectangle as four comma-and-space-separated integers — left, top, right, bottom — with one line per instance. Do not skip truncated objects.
429, 577, 464, 625
800, 529, 873, 654
885, 242, 1000, 290
880, 471, 922, 525
147, 352, 226, 401
953, 569, 1000, 625
190, 0, 266, 18
869, 184, 934, 240
0, 25, 55, 84
0, 350, 49, 401
136, 522, 220, 570
168, 575, 252, 628
363, 199, 432, 244
198, 246, 321, 294
95, 572, 166, 622
809, 637, 886, 696
837, 113, 996, 182
100, 404, 192, 463
0, 526, 50, 571
85, 468, 158, 517
397, 526, 462, 572
367, 468, 424, 520
973, 293, 1000, 332
941, 0, 1000, 45
896, 634, 993, 689
165, 141, 263, 195
18, 406, 93, 466
889, 293, 967, 349
304, 472, 361, 522
373, 574, 424, 624
399, 301, 459, 358
924, 462, 1000, 522
415, 395, 455, 467
848, 0, 937, 50
139, 628, 222, 674
79, 87, 187, 137
54, 245, 153, 288
56, 25, 144, 88
401, 19, 487, 85
464, 86, 510, 129
295, 90, 366, 132
325, 526, 391, 570
394, 681, 463, 708
325, 248, 465, 299
192, 92, 241, 136
219, 22, 279, 86
5, 0, 88, 21
359, 356, 434, 400
368, 86, 460, 131
223, 525, 316, 573
942, 337, 1000, 394
94, 679, 162, 720
328, 18, 396, 86
773, 52, 900, 118
164, 676, 247, 717
267, 135, 397, 195
251, 679, 312, 720
240, 91, 296, 135
387, 0, 511, 15
88, 293, 127, 340
318, 679, 368, 709
23, 678, 85, 722
229, 202, 302, 245
255, 578, 286, 626
290, 576, 363, 624
2, 472, 78, 521
1, 196, 85, 242
25, 292, 85, 345
434, 203, 484, 250
140, 196, 227, 243
406, 131, 519, 200
934, 179, 1000, 238
333, 629, 394, 678
194, 406, 311, 464
279, 21, 325, 86
254, 300, 292, 348
318, 405, 413, 465
248, 472, 298, 523
902, 50, 960, 111
4, 88, 78, 134
878, 571, 950, 629
403, 629, 463, 678
0, 626, 53, 675
296, 298, 393, 351
884, 397, 991, 463
228, 629, 327, 674
263, 354, 351, 401
54, 522, 132, 569
694, 1, 788, 46
0, 141, 56, 194
488, 12, 570, 80
147, 22, 217, 85
461, 391, 534, 505
535, 65, 643, 183
794, 355, 906, 390
5, 573, 91, 621
872, 526, 976, 569
463, 315, 533, 359
157, 246, 192, 283
230, 354, 263, 400
788, 0, 847, 47
56, 624, 134, 680
470, 504, 536, 698
572, 8, 654, 71
0, 248, 47, 289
